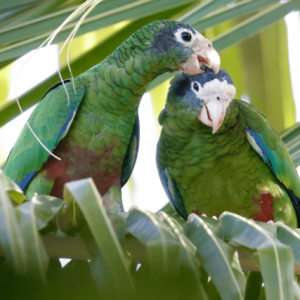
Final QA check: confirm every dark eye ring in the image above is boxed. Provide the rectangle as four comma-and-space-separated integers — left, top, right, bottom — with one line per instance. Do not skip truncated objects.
193, 82, 199, 91
181, 31, 192, 42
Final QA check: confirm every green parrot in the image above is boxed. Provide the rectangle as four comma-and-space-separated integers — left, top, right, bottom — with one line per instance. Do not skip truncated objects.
156, 68, 300, 227
4, 20, 220, 214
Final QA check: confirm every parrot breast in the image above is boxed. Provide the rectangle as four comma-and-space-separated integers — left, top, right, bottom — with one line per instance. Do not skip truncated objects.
41, 142, 122, 199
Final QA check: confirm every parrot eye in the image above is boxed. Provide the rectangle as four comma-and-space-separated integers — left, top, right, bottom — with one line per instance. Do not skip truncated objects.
175, 28, 195, 45
192, 82, 199, 92
181, 31, 192, 42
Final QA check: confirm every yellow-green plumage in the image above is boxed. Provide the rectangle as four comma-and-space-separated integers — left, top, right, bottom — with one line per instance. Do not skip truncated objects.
157, 70, 300, 227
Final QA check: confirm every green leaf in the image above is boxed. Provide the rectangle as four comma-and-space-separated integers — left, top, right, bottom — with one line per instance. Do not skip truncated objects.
220, 212, 294, 300
178, 0, 234, 24
293, 280, 300, 300
57, 183, 85, 235
108, 214, 127, 245
0, 170, 26, 204
16, 194, 49, 281
0, 0, 42, 14
275, 222, 300, 265
187, 214, 246, 300
126, 207, 208, 299
0, 0, 134, 45
0, 0, 198, 62
159, 212, 210, 300
64, 178, 134, 297
0, 177, 26, 274
196, 215, 224, 239
15, 194, 63, 231
280, 123, 300, 166
245, 271, 263, 300
212, 1, 300, 51
126, 207, 181, 277
193, 0, 281, 32
48, 260, 100, 300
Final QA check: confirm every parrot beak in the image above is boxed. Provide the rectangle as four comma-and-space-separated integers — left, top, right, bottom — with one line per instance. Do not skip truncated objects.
198, 97, 230, 134
196, 79, 236, 134
181, 33, 220, 76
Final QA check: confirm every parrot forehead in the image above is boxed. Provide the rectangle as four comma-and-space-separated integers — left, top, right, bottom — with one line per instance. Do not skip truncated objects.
195, 79, 236, 99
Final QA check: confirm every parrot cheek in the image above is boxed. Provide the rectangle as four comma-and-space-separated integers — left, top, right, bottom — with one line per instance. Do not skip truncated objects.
198, 105, 213, 127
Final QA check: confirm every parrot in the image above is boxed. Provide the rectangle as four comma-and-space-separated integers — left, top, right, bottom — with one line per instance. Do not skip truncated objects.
4, 20, 220, 214
156, 68, 300, 227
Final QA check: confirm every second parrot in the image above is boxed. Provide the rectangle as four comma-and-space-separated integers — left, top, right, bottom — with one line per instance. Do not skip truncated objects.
157, 69, 300, 227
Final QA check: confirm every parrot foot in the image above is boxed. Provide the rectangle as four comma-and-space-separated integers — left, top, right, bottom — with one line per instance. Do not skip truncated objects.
102, 186, 124, 214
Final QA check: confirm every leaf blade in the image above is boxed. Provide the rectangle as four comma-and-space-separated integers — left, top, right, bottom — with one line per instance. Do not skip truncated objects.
187, 214, 246, 300
64, 178, 134, 296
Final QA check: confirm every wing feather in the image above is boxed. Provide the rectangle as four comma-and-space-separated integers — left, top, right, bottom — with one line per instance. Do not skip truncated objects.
4, 80, 85, 189
237, 100, 300, 225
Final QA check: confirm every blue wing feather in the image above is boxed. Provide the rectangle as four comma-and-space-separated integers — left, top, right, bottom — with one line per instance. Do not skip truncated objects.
18, 171, 37, 190
157, 157, 188, 220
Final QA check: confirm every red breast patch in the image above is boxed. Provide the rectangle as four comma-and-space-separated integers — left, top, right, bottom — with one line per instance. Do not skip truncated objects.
252, 191, 275, 222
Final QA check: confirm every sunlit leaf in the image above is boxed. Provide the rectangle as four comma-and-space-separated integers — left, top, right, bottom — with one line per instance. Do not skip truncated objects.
0, 170, 25, 204
16, 194, 49, 281
220, 212, 294, 300
64, 178, 134, 297
187, 214, 246, 300
0, 0, 198, 61
194, 0, 280, 32
159, 212, 209, 300
0, 178, 26, 273
212, 1, 300, 51
15, 194, 63, 230
276, 222, 300, 265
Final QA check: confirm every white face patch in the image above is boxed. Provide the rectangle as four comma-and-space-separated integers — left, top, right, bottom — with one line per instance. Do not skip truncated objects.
191, 78, 236, 102
195, 79, 236, 134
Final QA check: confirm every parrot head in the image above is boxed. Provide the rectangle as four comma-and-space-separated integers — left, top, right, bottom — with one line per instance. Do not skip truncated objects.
165, 68, 236, 133
134, 20, 220, 75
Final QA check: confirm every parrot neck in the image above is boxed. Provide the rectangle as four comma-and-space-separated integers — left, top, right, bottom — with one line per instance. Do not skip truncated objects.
77, 51, 180, 109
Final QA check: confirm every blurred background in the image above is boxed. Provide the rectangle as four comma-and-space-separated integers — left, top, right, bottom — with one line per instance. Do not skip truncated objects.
0, 0, 300, 213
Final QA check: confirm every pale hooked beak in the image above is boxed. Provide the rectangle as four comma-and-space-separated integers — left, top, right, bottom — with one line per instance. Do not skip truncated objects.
180, 34, 220, 76
198, 97, 230, 134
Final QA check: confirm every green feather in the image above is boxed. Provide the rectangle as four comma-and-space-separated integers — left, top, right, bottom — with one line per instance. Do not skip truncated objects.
5, 81, 85, 184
